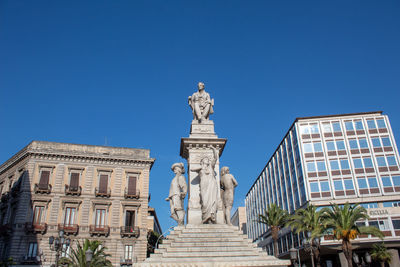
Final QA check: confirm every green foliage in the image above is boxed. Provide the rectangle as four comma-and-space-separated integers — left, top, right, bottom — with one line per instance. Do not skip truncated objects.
286, 204, 325, 239
59, 239, 112, 267
147, 230, 162, 257
0, 257, 14, 267
370, 243, 392, 265
322, 202, 384, 241
257, 203, 288, 231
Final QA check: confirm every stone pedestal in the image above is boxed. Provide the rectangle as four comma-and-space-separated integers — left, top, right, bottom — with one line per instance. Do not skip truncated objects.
180, 120, 227, 225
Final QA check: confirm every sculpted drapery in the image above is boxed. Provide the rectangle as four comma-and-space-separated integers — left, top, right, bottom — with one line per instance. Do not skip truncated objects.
192, 146, 219, 224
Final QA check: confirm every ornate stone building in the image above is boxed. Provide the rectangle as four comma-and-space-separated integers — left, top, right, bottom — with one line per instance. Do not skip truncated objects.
0, 141, 155, 266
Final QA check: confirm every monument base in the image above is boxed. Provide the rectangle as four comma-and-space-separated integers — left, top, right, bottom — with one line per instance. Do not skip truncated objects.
135, 224, 290, 267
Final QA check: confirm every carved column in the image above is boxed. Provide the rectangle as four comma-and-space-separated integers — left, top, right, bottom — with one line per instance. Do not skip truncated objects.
180, 120, 227, 225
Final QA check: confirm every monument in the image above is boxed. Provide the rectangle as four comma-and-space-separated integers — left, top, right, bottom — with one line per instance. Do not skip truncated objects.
135, 82, 290, 267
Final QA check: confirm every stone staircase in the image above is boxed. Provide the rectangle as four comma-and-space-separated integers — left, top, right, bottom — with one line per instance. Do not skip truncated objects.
134, 224, 290, 267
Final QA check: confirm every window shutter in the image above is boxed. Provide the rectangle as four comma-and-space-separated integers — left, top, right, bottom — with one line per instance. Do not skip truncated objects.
99, 175, 108, 193
39, 171, 50, 187
128, 176, 137, 194
70, 173, 79, 189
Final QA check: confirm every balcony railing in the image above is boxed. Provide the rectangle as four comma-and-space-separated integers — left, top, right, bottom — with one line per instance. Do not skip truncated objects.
89, 225, 110, 236
21, 255, 40, 264
25, 222, 47, 234
120, 257, 137, 266
124, 188, 140, 199
34, 183, 52, 194
95, 187, 111, 198
65, 184, 82, 196
120, 226, 140, 238
58, 223, 79, 235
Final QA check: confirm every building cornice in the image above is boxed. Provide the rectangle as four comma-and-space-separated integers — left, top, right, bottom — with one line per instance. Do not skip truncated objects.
0, 141, 155, 175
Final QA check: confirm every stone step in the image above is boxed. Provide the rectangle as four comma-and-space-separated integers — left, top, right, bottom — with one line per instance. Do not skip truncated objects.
161, 241, 257, 248
162, 251, 261, 258
146, 255, 279, 262
163, 237, 252, 244
164, 246, 263, 253
176, 232, 240, 238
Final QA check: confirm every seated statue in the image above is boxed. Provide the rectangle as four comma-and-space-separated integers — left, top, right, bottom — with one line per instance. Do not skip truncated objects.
188, 82, 214, 123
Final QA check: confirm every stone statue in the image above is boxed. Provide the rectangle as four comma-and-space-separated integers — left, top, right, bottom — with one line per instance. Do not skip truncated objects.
220, 166, 238, 225
165, 163, 187, 226
191, 146, 219, 224
188, 82, 214, 123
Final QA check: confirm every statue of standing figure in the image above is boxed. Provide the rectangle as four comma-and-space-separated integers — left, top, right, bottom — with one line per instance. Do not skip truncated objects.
191, 146, 219, 224
166, 163, 187, 226
220, 166, 238, 225
188, 82, 214, 123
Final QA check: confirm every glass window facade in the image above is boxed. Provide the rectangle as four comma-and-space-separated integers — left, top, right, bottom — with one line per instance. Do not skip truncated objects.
246, 113, 400, 249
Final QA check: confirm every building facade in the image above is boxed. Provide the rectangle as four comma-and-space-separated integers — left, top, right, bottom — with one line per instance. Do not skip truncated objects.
231, 207, 247, 234
245, 112, 400, 265
0, 141, 155, 266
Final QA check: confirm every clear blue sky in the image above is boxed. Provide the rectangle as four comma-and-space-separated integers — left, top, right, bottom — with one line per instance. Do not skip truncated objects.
1, 1, 400, 232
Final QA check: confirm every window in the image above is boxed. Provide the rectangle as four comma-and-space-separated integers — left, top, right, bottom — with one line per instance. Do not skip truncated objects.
393, 176, 400, 186
381, 176, 392, 187
359, 139, 368, 148
98, 174, 109, 194
33, 206, 45, 224
125, 211, 135, 227
353, 157, 373, 169
303, 142, 322, 153
334, 180, 343, 190
357, 178, 368, 189
383, 201, 400, 207
332, 122, 341, 132
322, 123, 332, 133
363, 158, 373, 168
392, 219, 400, 230
69, 173, 80, 190
326, 142, 335, 151
344, 179, 354, 190
320, 181, 330, 192
307, 162, 316, 172
316, 161, 326, 171
372, 138, 381, 148
27, 242, 38, 258
124, 245, 133, 260
349, 140, 358, 149
340, 160, 350, 170
310, 182, 319, 193
64, 207, 76, 226
377, 156, 398, 167
367, 120, 377, 129
326, 140, 345, 151
310, 124, 319, 134
381, 137, 391, 147
377, 119, 386, 129
127, 175, 138, 195
368, 177, 379, 188
95, 209, 106, 227
330, 160, 339, 170
353, 159, 363, 169
336, 141, 345, 150
345, 121, 354, 131
38, 170, 50, 189
360, 202, 378, 209
355, 120, 364, 130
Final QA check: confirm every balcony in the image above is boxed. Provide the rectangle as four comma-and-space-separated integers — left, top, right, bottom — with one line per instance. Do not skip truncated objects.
25, 222, 47, 234
65, 184, 82, 196
120, 226, 140, 238
120, 258, 137, 266
34, 183, 52, 194
124, 188, 140, 199
21, 255, 40, 265
89, 225, 110, 236
58, 223, 79, 235
95, 187, 111, 198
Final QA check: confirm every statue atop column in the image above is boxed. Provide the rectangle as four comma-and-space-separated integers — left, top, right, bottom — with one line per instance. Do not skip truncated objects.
188, 82, 214, 123
220, 166, 238, 225
166, 163, 187, 226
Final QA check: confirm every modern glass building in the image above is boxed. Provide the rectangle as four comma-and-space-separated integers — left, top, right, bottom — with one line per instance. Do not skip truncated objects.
245, 112, 400, 265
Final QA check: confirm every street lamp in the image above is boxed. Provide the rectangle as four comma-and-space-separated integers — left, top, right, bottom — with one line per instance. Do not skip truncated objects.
85, 248, 93, 266
290, 247, 301, 267
302, 231, 320, 267
49, 230, 70, 267
353, 252, 372, 267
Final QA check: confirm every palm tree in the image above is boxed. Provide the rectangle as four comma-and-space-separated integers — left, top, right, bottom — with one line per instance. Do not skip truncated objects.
257, 203, 288, 257
59, 239, 112, 267
322, 202, 384, 267
286, 205, 325, 267
370, 243, 392, 267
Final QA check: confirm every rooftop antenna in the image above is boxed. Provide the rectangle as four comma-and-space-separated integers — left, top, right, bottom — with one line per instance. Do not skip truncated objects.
104, 136, 108, 146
